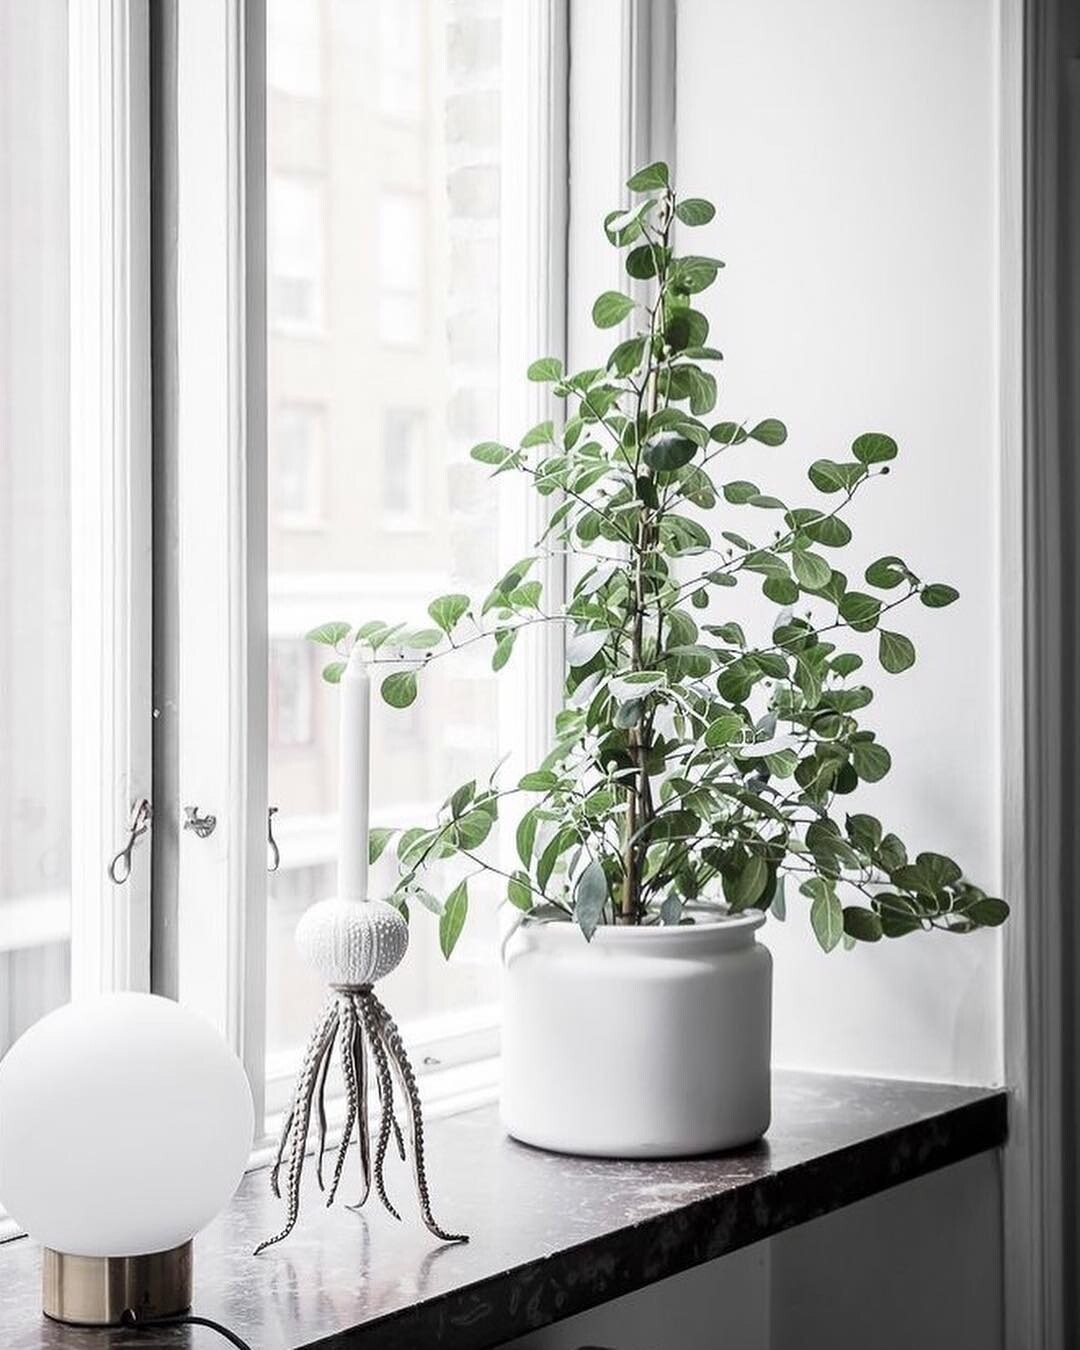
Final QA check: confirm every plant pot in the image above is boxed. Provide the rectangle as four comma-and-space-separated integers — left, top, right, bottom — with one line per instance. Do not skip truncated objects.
500, 909, 771, 1158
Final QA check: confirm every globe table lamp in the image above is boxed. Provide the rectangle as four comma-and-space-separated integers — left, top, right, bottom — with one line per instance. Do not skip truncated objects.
0, 992, 253, 1326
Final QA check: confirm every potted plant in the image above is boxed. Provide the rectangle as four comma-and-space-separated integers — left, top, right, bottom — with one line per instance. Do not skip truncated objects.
309, 162, 1008, 1159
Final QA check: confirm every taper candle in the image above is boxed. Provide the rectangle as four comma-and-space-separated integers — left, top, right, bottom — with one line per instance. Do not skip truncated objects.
338, 646, 370, 901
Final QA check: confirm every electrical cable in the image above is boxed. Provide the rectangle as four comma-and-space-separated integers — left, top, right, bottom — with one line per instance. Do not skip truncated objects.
120, 1307, 254, 1349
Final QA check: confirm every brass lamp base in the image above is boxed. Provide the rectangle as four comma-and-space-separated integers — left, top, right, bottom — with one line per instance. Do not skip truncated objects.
42, 1241, 192, 1326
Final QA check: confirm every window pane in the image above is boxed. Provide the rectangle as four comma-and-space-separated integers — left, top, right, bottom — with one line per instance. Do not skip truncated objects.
0, 1, 71, 1056
266, 0, 522, 1113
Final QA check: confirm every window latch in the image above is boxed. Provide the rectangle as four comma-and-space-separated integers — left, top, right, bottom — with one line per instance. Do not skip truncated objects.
268, 806, 280, 873
183, 805, 218, 839
107, 798, 152, 884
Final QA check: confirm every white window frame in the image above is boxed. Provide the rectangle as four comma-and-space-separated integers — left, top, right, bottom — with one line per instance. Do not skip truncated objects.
1, 0, 153, 1242
68, 0, 154, 1000
168, 0, 575, 1146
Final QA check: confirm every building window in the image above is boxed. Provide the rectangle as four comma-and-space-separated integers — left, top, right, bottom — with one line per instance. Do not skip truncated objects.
269, 640, 315, 749
270, 175, 325, 332
273, 403, 325, 529
377, 193, 424, 346
268, 0, 322, 99
377, 0, 423, 123
382, 410, 426, 528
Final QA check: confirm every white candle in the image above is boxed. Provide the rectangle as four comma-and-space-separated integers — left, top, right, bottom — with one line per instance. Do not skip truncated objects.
338, 647, 371, 901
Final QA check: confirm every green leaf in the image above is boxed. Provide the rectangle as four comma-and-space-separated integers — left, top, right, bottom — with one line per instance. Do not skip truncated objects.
519, 770, 558, 792
516, 809, 538, 868
574, 859, 609, 939
625, 244, 660, 279
399, 627, 443, 650
369, 827, 395, 864
592, 291, 636, 328
507, 871, 535, 913
851, 738, 892, 782
749, 418, 787, 446
608, 336, 647, 376
921, 583, 960, 608
705, 711, 745, 747
381, 671, 418, 708
521, 420, 555, 448
644, 434, 697, 471
470, 441, 515, 466
527, 356, 563, 382
968, 896, 1009, 926
843, 907, 883, 942
566, 628, 609, 667
627, 161, 669, 191
492, 628, 517, 672
453, 808, 494, 850
810, 887, 844, 952
322, 661, 346, 684
879, 629, 916, 674
852, 431, 898, 465
710, 421, 748, 445
792, 549, 832, 590
838, 591, 881, 631
723, 480, 760, 504
439, 880, 469, 959
306, 621, 351, 647
729, 853, 768, 909
809, 459, 866, 494
865, 556, 908, 589
670, 256, 723, 295
427, 593, 470, 634
675, 197, 716, 226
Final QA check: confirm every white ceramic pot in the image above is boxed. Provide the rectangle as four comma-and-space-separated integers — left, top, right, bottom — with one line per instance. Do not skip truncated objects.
500, 909, 771, 1158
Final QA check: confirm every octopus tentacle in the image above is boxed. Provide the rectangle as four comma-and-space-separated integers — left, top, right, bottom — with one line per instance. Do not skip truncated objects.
269, 1102, 294, 1201
313, 1015, 336, 1193
356, 991, 401, 1221
254, 997, 339, 1254
348, 992, 372, 1209
326, 994, 359, 1207
369, 990, 468, 1244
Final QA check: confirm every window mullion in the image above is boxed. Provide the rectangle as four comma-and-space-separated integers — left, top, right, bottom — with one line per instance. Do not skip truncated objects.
68, 0, 152, 998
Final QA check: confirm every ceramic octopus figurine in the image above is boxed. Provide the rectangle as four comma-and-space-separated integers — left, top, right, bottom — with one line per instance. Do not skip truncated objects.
255, 896, 467, 1253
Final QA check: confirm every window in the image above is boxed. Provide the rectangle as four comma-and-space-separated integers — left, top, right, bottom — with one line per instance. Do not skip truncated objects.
377, 193, 425, 346
382, 410, 426, 527
0, 2, 72, 1059
270, 175, 325, 332
262, 0, 564, 1130
378, 0, 424, 122
273, 402, 325, 528
268, 0, 322, 99
269, 641, 315, 749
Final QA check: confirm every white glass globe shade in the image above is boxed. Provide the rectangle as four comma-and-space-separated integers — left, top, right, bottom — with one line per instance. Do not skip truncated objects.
0, 993, 253, 1258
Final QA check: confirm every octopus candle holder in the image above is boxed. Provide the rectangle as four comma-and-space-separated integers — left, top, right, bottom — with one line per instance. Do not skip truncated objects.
255, 896, 468, 1253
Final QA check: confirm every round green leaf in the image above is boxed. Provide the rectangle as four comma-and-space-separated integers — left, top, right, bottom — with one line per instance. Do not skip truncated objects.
627, 161, 669, 191
381, 671, 418, 708
865, 556, 907, 589
852, 431, 898, 465
592, 290, 636, 329
879, 629, 916, 674
705, 711, 745, 747
574, 859, 609, 939
843, 907, 883, 942
792, 550, 832, 590
851, 739, 892, 782
427, 593, 470, 633
810, 888, 843, 952
921, 583, 960, 608
968, 897, 1009, 926
527, 357, 562, 382
749, 418, 787, 446
644, 434, 697, 471
306, 621, 351, 646
675, 197, 716, 226
839, 591, 881, 631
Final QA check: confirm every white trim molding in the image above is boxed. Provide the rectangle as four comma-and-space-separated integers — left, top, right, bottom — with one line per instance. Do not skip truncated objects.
68, 0, 153, 997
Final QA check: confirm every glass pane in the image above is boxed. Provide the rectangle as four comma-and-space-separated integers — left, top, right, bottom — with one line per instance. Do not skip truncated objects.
0, 1, 71, 1057
266, 0, 526, 1108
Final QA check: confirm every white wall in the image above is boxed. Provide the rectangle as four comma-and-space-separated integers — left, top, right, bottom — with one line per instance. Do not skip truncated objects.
676, 0, 1008, 1084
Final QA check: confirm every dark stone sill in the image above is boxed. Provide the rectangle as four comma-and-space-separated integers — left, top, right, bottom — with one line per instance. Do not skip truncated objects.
0, 1071, 1007, 1350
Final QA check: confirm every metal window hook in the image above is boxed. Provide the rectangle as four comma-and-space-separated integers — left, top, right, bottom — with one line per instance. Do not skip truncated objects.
268, 806, 280, 873
107, 798, 152, 885
183, 805, 218, 839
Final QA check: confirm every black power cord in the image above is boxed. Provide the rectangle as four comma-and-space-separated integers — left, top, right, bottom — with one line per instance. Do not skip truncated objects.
120, 1307, 254, 1349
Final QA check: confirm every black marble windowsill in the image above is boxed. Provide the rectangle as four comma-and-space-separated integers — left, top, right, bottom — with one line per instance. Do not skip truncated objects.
0, 1071, 1007, 1350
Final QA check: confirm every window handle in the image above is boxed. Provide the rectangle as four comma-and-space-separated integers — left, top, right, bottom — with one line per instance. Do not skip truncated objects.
183, 805, 218, 839
268, 806, 280, 873
107, 798, 152, 884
